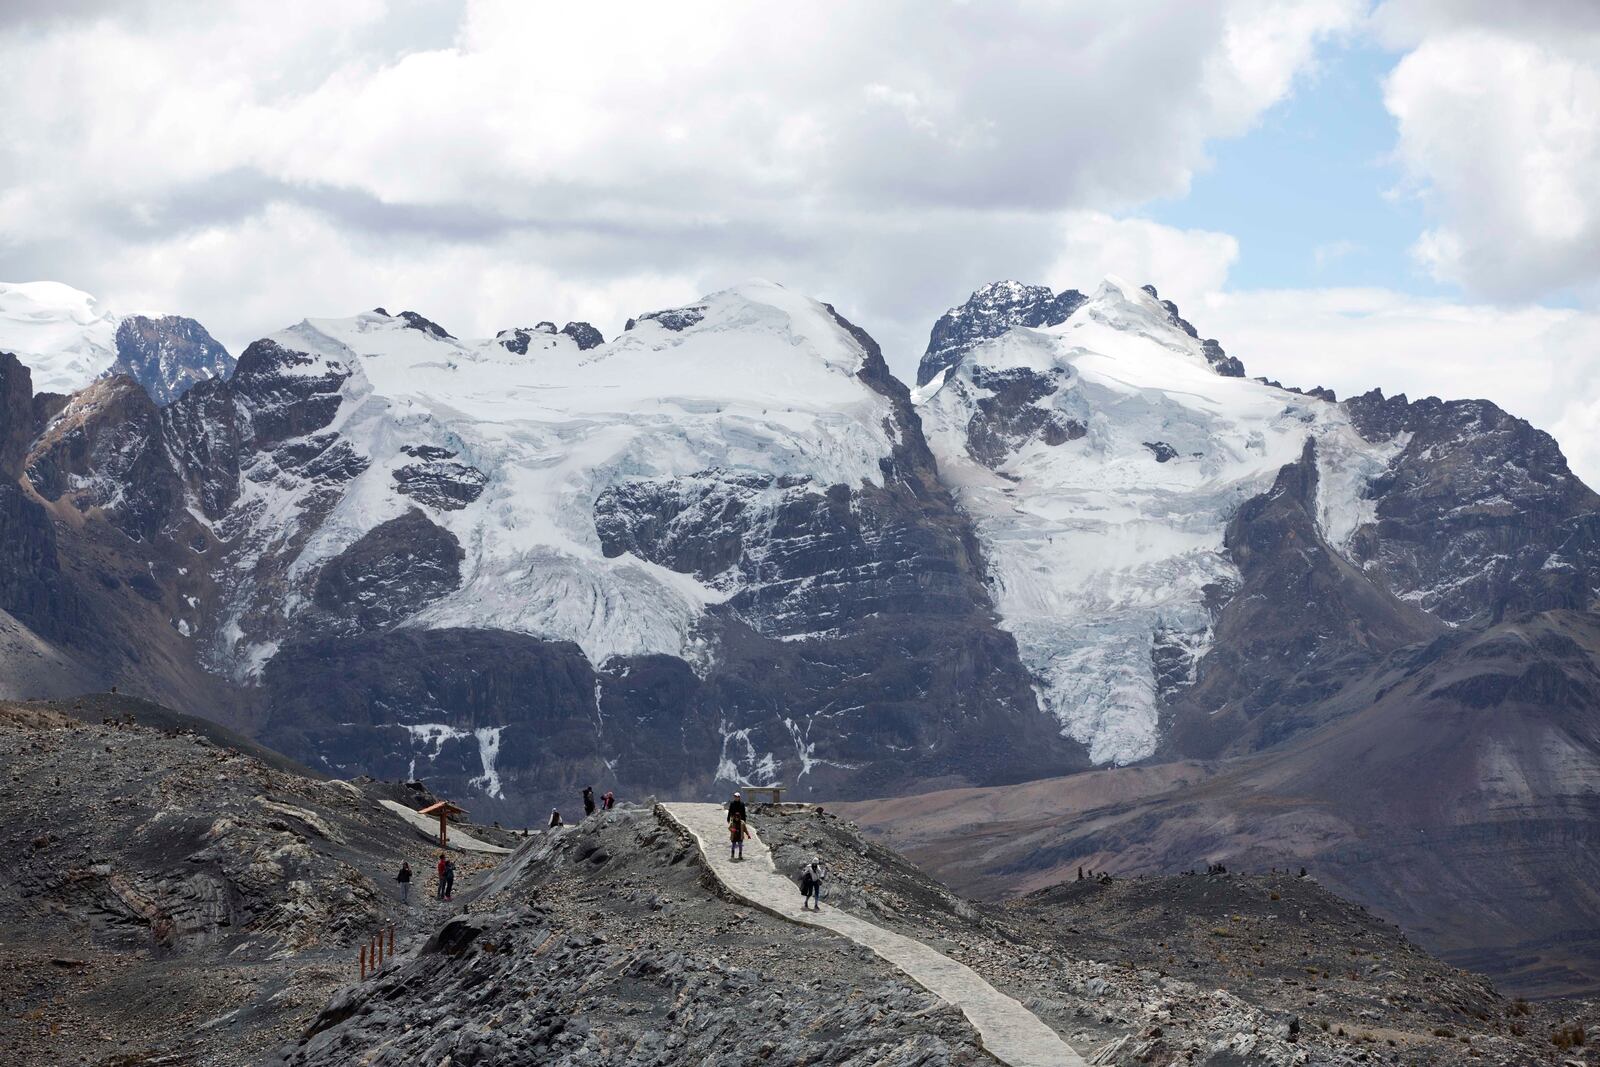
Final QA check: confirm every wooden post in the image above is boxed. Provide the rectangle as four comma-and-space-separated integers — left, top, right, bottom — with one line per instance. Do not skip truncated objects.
438, 811, 447, 847
360, 943, 368, 979
388, 926, 396, 957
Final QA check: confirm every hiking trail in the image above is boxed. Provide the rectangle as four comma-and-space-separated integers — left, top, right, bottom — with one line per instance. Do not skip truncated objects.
660, 802, 1087, 1067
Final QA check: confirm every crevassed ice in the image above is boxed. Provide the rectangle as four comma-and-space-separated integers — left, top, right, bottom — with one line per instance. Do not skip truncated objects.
916, 277, 1395, 764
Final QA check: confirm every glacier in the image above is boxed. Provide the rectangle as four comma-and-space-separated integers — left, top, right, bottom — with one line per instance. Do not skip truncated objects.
914, 276, 1393, 764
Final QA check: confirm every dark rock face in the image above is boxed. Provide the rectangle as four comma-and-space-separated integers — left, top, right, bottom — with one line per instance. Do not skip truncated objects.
1164, 440, 1443, 757
260, 629, 708, 821
392, 459, 487, 511
963, 366, 1084, 468
626, 305, 706, 332
0, 352, 32, 479
560, 321, 604, 350
396, 310, 452, 338
112, 315, 234, 405
24, 377, 184, 543
917, 280, 1086, 385
228, 339, 350, 450
310, 509, 464, 635
1142, 440, 1178, 463
1343, 388, 1600, 627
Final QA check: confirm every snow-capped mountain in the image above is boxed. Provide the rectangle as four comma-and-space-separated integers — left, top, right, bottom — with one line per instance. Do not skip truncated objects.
913, 278, 1399, 762
918, 276, 1600, 766
0, 282, 1083, 816
0, 282, 233, 403
1, 273, 1597, 821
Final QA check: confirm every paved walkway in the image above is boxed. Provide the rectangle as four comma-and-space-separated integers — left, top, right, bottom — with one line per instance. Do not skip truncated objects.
660, 802, 1086, 1067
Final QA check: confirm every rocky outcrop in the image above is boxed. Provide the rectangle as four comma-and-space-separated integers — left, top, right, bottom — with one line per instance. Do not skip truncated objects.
24, 376, 185, 543
964, 366, 1084, 468
310, 509, 464, 635
917, 280, 1086, 385
1164, 440, 1443, 756
1141, 283, 1244, 377
1344, 388, 1600, 626
0, 352, 32, 479
112, 314, 234, 405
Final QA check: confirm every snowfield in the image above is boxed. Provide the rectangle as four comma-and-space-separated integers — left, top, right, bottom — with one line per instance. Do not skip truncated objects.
0, 281, 119, 393
915, 277, 1393, 764
209, 281, 901, 679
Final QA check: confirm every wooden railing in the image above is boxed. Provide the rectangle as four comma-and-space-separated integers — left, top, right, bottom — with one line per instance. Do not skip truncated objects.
358, 925, 397, 980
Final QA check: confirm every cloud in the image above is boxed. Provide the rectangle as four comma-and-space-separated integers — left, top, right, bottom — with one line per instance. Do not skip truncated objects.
1312, 239, 1361, 269
0, 0, 1359, 375
1199, 286, 1600, 483
1375, 1, 1600, 300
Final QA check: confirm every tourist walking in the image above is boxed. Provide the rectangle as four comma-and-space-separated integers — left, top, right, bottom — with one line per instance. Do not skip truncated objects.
729, 815, 747, 861
435, 852, 448, 900
443, 859, 456, 901
397, 861, 412, 903
582, 785, 596, 817
800, 859, 826, 910
727, 790, 746, 826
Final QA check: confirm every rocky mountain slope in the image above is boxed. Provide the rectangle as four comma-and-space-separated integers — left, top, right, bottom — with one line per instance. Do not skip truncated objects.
0, 283, 1085, 819
0, 281, 234, 403
0, 693, 521, 1066
2, 272, 1598, 999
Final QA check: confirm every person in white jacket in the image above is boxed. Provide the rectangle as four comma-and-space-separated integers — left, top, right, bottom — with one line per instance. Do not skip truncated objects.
800, 859, 826, 910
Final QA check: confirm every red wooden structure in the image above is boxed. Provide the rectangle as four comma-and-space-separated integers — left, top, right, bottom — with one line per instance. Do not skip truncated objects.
417, 799, 469, 847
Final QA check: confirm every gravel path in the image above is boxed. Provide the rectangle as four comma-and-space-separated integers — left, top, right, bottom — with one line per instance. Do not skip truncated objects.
661, 802, 1087, 1067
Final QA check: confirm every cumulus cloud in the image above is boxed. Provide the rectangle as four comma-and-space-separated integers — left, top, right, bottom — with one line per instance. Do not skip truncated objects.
0, 0, 1358, 372
1375, 1, 1600, 299
1199, 287, 1600, 483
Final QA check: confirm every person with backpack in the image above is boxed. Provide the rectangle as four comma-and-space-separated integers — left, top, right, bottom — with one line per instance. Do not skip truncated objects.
799, 859, 826, 911
435, 852, 448, 900
582, 785, 596, 817
729, 815, 747, 861
443, 859, 457, 901
397, 861, 413, 903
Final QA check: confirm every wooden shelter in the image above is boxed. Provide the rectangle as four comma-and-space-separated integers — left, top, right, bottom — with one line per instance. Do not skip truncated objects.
417, 799, 469, 847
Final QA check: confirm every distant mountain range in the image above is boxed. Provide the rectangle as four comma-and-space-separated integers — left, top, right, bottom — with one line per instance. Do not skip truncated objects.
2, 272, 1597, 993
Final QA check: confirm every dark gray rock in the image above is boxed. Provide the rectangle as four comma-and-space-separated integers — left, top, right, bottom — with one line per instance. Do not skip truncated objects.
560, 321, 604, 350
1343, 388, 1600, 627
392, 459, 487, 511
918, 280, 1086, 385
311, 509, 464, 635
964, 366, 1085, 468
112, 314, 234, 405
396, 310, 453, 338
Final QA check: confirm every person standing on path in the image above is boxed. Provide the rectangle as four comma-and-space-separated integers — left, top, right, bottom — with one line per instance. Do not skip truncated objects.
443, 859, 456, 901
582, 785, 596, 817
800, 859, 826, 911
435, 852, 448, 900
397, 861, 412, 903
729, 815, 747, 861
727, 791, 746, 827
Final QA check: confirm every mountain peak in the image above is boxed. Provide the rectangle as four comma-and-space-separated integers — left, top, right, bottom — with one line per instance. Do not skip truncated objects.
917, 280, 1087, 385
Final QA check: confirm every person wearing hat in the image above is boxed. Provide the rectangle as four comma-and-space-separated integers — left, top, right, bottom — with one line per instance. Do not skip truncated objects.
727, 790, 747, 827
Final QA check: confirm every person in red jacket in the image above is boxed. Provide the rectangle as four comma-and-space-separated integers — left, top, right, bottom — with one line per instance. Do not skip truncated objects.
435, 852, 448, 900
